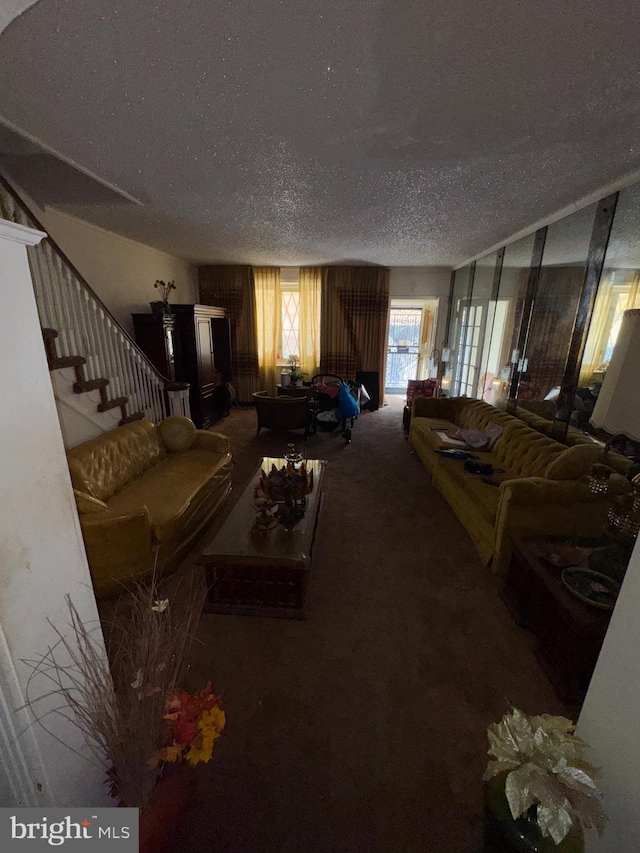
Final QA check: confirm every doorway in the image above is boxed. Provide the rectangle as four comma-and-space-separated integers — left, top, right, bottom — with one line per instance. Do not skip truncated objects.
385, 301, 437, 394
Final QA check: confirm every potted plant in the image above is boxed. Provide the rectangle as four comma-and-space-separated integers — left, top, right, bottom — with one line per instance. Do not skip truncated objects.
483, 707, 606, 851
151, 279, 177, 315
25, 575, 225, 850
286, 354, 306, 387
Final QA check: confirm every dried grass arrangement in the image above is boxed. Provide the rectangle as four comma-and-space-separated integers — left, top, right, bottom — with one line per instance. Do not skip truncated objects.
23, 574, 223, 810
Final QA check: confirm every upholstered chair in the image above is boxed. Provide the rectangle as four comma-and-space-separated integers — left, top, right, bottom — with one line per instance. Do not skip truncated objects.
252, 391, 313, 438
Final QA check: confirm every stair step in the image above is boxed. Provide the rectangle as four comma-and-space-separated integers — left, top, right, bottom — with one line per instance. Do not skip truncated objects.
73, 377, 109, 394
119, 412, 145, 426
97, 395, 128, 413
49, 355, 87, 370
41, 328, 58, 341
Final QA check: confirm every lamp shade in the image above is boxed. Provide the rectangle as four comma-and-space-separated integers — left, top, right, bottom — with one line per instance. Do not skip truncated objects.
590, 308, 640, 441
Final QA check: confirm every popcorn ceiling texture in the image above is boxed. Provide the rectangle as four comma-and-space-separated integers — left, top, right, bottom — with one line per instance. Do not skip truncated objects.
0, 0, 639, 266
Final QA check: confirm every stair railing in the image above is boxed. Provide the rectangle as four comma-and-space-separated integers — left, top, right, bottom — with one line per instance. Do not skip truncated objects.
0, 175, 190, 423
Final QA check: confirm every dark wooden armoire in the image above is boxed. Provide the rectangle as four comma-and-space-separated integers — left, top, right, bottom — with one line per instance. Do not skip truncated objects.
133, 304, 232, 428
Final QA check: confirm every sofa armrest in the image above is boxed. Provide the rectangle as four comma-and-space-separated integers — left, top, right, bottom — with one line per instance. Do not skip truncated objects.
412, 396, 455, 420
79, 507, 154, 597
192, 430, 230, 455
498, 475, 630, 507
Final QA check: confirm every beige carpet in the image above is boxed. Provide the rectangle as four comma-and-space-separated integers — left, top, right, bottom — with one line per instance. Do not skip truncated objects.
172, 396, 567, 853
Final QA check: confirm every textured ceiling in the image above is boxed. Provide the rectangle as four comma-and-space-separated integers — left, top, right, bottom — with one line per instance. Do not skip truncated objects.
1, 0, 640, 267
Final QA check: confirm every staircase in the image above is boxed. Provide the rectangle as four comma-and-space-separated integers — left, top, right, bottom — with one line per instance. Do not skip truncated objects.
0, 175, 190, 439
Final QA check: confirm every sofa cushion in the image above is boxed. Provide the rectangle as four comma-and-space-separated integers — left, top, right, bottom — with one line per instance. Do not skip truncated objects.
491, 421, 565, 478
67, 421, 167, 502
107, 449, 231, 542
457, 399, 514, 433
544, 443, 601, 480
159, 415, 197, 452
434, 456, 503, 523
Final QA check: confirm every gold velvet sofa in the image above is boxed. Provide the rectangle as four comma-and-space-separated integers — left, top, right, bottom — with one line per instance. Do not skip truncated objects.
67, 417, 233, 597
501, 402, 631, 475
409, 397, 628, 576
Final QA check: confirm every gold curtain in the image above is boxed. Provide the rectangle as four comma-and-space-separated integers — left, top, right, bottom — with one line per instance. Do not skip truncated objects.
579, 272, 640, 385
253, 266, 281, 395
198, 265, 261, 403
320, 266, 390, 403
298, 267, 321, 380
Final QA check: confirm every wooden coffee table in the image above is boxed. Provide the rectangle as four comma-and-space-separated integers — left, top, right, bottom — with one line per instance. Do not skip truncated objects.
201, 457, 326, 619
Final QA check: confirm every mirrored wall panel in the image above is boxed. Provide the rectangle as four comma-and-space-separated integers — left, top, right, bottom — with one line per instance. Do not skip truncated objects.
486, 232, 536, 407
447, 265, 473, 395
579, 185, 640, 400
516, 202, 597, 427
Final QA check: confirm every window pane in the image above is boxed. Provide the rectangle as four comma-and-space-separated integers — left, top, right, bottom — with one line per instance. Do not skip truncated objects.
281, 291, 300, 359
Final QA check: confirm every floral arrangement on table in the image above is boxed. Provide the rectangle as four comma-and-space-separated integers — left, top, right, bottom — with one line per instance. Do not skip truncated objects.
286, 354, 307, 385
259, 461, 313, 503
25, 574, 225, 811
483, 707, 606, 846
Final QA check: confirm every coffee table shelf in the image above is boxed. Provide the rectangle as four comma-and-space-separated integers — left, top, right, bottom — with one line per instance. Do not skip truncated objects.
201, 457, 326, 619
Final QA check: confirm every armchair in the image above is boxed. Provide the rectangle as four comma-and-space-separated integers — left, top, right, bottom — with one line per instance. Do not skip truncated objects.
252, 391, 313, 438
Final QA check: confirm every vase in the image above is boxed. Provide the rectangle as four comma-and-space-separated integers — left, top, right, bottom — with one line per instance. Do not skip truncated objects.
139, 764, 196, 853
483, 773, 584, 853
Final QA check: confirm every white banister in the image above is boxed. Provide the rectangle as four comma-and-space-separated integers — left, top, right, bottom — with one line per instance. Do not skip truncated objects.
0, 178, 190, 425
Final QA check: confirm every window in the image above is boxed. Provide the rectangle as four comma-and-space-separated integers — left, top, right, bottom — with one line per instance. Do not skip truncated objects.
279, 283, 300, 361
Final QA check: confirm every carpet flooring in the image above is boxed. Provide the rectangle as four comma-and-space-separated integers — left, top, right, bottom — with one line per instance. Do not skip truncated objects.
171, 396, 568, 853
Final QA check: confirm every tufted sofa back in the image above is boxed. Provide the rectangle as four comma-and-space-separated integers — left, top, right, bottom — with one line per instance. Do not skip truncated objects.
67, 421, 167, 502
455, 399, 565, 477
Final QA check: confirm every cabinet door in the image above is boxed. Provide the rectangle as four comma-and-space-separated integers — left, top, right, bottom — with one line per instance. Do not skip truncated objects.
195, 316, 216, 388
211, 317, 232, 382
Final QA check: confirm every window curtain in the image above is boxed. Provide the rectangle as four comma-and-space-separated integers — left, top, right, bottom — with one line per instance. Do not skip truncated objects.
198, 265, 261, 403
579, 272, 640, 385
320, 266, 390, 403
253, 266, 281, 395
298, 267, 321, 380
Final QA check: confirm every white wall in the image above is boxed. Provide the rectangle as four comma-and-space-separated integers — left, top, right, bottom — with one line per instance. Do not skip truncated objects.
0, 218, 109, 807
578, 535, 640, 852
35, 207, 197, 336
0, 1, 39, 35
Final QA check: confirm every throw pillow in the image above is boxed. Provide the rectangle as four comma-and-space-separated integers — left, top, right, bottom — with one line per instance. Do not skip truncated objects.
158, 415, 197, 452
544, 444, 601, 480
73, 489, 108, 514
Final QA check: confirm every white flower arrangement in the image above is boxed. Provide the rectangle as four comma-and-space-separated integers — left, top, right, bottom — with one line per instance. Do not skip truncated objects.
483, 708, 606, 845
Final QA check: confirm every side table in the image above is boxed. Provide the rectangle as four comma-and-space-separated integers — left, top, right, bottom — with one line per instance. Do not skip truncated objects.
276, 384, 313, 398
501, 537, 611, 706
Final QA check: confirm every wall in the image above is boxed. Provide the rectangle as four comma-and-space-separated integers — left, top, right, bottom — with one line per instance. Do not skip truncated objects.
35, 206, 197, 336
0, 217, 108, 806
578, 535, 640, 852
0, 1, 39, 35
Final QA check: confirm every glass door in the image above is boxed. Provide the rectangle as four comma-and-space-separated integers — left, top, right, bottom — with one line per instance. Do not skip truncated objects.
385, 307, 423, 393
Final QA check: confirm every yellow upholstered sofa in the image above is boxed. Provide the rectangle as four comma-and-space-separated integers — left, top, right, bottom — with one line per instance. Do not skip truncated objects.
67, 417, 233, 597
496, 400, 631, 475
409, 397, 628, 576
